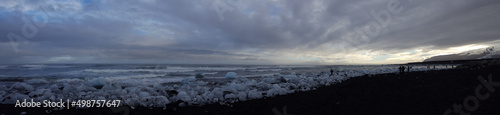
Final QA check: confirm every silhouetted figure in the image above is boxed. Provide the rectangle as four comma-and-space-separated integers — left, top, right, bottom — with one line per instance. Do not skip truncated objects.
398, 66, 402, 73
401, 66, 405, 73
407, 66, 410, 72
433, 66, 435, 69
400, 66, 404, 73
330, 68, 334, 76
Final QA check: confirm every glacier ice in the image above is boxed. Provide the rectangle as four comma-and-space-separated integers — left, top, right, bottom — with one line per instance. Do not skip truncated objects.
225, 72, 238, 79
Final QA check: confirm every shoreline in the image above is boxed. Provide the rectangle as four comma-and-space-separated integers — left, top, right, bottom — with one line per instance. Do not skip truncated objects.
1, 65, 499, 115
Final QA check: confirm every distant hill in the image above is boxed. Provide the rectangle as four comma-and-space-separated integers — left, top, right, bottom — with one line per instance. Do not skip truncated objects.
408, 58, 500, 65
423, 47, 498, 62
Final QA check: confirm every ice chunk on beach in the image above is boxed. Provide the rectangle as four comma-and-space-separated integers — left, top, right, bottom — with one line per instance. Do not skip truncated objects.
224, 93, 237, 99
140, 96, 170, 107
77, 84, 97, 92
139, 92, 151, 97
177, 91, 191, 102
11, 83, 34, 92
225, 72, 238, 79
101, 83, 121, 90
248, 90, 263, 99
88, 77, 108, 86
181, 78, 197, 85
62, 83, 76, 92
228, 83, 248, 91
3, 93, 30, 103
266, 84, 289, 97
237, 92, 247, 101
29, 89, 50, 96
278, 74, 299, 83
211, 88, 224, 99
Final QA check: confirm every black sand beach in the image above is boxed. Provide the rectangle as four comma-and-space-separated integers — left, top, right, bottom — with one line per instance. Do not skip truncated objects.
2, 65, 499, 115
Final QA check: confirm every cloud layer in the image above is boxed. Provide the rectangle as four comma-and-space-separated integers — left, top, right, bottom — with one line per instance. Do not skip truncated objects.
1, 0, 499, 64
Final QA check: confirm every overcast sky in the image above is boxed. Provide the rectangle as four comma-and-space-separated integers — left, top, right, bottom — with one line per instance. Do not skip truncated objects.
1, 0, 499, 65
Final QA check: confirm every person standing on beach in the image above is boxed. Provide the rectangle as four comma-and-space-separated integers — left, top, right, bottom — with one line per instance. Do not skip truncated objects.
407, 66, 410, 72
330, 68, 334, 76
402, 66, 406, 73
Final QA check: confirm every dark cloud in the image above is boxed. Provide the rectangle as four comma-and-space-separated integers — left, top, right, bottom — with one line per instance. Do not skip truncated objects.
0, 0, 499, 64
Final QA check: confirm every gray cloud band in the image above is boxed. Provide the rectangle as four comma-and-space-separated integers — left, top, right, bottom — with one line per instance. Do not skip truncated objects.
341, 0, 404, 50
6, 6, 49, 54
1, 0, 499, 64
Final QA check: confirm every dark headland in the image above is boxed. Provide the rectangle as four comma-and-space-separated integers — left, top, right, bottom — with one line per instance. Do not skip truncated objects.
1, 59, 500, 115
